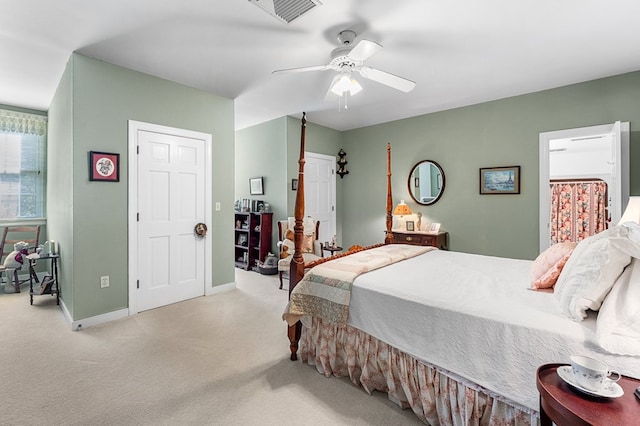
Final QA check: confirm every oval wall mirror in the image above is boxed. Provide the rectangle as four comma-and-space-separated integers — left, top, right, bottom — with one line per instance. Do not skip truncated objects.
408, 160, 445, 205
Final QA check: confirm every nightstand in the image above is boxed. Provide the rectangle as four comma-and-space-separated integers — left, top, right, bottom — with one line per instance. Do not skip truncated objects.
536, 363, 640, 426
389, 231, 448, 250
321, 245, 343, 257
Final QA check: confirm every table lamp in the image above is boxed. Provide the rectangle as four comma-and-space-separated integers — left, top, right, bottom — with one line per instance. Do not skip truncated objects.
618, 196, 640, 225
393, 200, 413, 230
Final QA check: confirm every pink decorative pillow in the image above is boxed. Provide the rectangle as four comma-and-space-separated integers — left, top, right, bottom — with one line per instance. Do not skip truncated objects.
530, 242, 576, 289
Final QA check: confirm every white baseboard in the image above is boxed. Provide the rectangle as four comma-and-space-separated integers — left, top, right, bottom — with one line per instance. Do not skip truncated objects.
205, 281, 235, 296
59, 281, 235, 330
65, 305, 129, 331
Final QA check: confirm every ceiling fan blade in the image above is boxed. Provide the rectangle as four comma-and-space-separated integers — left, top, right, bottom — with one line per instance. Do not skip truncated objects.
272, 65, 331, 75
347, 40, 382, 62
358, 66, 416, 93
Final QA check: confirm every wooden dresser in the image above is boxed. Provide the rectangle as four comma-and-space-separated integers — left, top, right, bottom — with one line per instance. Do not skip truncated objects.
389, 231, 448, 250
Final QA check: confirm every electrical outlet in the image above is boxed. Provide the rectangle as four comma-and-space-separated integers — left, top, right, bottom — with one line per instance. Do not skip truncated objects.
100, 275, 110, 288
215, 202, 221, 211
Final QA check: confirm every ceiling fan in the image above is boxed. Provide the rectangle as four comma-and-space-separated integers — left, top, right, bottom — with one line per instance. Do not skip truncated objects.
272, 30, 416, 97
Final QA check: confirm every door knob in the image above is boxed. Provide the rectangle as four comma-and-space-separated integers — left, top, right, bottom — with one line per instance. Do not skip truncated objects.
194, 223, 208, 237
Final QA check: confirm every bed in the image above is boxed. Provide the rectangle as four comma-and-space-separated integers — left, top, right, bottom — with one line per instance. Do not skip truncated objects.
283, 114, 640, 425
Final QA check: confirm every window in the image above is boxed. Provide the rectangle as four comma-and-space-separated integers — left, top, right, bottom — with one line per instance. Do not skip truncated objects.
0, 109, 46, 220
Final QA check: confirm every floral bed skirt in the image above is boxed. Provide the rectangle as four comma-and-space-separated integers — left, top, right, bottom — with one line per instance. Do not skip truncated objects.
300, 317, 538, 426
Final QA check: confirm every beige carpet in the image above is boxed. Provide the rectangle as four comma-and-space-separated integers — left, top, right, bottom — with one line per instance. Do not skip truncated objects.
0, 269, 422, 425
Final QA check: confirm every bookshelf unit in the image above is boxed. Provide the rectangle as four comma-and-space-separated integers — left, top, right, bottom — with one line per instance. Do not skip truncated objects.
234, 212, 272, 270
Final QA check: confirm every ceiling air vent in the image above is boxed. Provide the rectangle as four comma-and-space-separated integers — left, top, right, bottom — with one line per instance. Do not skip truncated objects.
249, 0, 322, 24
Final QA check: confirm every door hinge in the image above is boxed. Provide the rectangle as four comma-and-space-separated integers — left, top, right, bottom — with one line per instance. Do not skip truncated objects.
137, 145, 139, 154
137, 280, 139, 289
332, 169, 335, 175
137, 213, 139, 221
332, 206, 335, 211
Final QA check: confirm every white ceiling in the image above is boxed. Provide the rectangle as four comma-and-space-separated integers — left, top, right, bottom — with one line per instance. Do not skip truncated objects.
2, 0, 640, 131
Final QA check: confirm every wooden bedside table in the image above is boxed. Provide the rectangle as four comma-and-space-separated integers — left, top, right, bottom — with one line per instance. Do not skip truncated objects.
321, 245, 343, 257
389, 231, 448, 250
536, 363, 640, 426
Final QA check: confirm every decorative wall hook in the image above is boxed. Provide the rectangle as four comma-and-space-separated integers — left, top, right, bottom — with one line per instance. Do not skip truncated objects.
337, 149, 349, 178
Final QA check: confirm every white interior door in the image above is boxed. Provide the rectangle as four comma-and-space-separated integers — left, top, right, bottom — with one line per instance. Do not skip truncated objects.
304, 152, 336, 244
128, 121, 212, 313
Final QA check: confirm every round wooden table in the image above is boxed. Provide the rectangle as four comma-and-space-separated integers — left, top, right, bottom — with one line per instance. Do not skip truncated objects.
321, 245, 342, 257
536, 363, 640, 426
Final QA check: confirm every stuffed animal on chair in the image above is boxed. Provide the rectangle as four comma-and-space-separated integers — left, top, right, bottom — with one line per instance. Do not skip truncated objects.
280, 239, 294, 259
2, 241, 29, 294
3, 241, 29, 269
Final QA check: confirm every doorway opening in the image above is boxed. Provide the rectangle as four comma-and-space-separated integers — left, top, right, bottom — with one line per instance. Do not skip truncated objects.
539, 122, 629, 252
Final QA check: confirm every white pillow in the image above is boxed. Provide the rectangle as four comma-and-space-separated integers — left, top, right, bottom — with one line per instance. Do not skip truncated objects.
596, 258, 640, 355
554, 226, 631, 321
614, 222, 640, 256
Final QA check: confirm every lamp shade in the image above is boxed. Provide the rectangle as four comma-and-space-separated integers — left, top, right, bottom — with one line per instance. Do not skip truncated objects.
393, 200, 413, 216
618, 196, 640, 225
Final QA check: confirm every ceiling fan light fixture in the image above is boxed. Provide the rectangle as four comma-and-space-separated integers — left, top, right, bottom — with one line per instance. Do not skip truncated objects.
330, 73, 362, 96
348, 78, 362, 96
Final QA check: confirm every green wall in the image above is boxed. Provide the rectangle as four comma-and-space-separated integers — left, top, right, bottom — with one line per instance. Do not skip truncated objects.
235, 117, 287, 253
48, 53, 235, 321
235, 116, 343, 251
342, 71, 640, 260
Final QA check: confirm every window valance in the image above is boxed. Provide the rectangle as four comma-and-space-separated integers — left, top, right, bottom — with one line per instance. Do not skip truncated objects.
0, 109, 47, 136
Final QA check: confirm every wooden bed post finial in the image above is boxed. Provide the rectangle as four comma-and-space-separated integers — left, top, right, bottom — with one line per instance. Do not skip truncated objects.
385, 143, 393, 244
288, 112, 307, 361
292, 112, 307, 287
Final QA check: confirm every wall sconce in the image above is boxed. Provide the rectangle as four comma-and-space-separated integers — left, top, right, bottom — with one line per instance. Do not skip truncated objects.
337, 149, 349, 178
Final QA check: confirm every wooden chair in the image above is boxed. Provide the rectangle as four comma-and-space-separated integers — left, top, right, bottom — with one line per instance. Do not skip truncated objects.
0, 225, 41, 293
276, 217, 321, 290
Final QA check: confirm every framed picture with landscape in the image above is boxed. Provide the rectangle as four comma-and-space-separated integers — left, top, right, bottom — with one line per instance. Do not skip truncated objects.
479, 166, 520, 194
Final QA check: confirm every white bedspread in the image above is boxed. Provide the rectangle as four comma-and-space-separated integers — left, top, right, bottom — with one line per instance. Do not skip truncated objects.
347, 248, 640, 411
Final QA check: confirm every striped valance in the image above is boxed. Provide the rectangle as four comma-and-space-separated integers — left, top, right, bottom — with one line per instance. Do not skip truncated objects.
0, 109, 47, 136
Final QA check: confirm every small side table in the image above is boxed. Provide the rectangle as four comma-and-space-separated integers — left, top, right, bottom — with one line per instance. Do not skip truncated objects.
28, 254, 60, 306
321, 245, 343, 257
536, 363, 640, 426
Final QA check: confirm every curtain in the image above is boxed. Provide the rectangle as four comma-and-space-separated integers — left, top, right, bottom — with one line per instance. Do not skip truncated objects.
0, 109, 47, 136
549, 180, 608, 244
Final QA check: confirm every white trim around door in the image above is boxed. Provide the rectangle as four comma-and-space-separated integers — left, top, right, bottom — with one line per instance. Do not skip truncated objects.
128, 120, 212, 315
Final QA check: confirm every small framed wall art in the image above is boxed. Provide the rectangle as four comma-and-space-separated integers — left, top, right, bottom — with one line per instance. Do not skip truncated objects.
89, 151, 120, 182
250, 176, 264, 195
406, 221, 415, 231
479, 166, 520, 194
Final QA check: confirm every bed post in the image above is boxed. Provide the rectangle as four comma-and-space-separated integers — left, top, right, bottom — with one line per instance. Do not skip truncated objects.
287, 112, 307, 361
385, 143, 393, 244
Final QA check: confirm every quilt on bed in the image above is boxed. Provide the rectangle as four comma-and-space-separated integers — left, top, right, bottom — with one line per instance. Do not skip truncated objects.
283, 244, 434, 326
345, 249, 640, 411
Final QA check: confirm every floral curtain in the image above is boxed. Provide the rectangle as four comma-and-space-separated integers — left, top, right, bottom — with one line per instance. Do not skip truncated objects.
0, 109, 47, 136
549, 180, 608, 244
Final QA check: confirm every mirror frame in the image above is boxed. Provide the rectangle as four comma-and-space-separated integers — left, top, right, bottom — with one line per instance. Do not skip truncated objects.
407, 160, 445, 206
